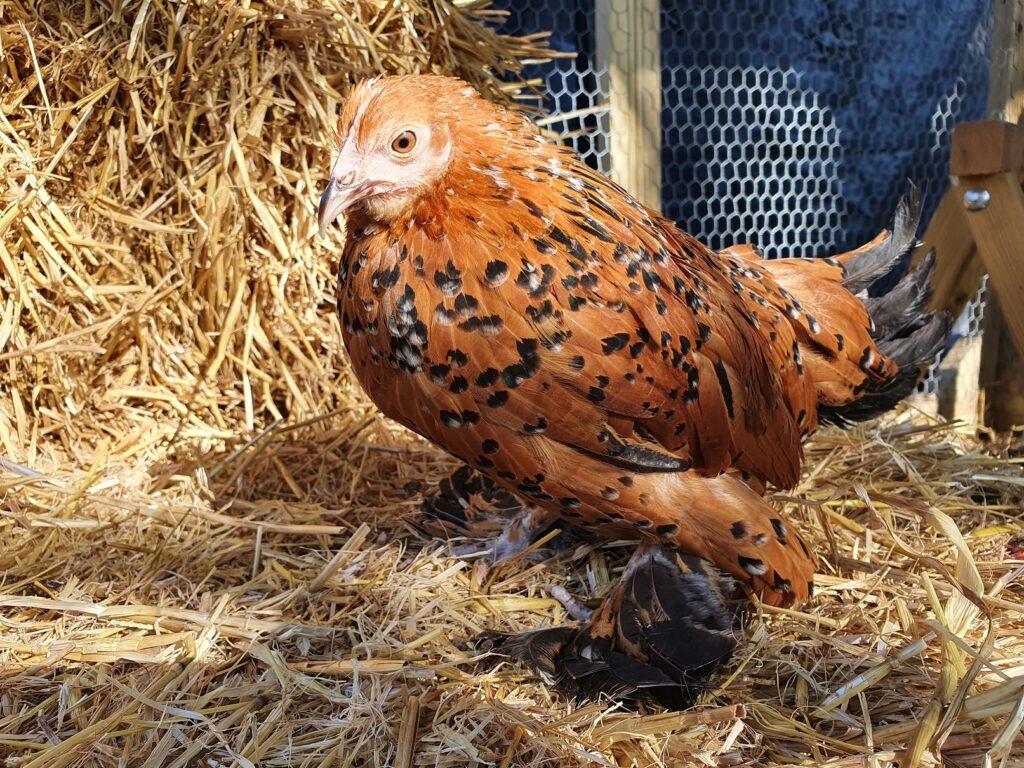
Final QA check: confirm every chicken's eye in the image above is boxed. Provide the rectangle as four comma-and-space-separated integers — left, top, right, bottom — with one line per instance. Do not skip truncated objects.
391, 130, 417, 154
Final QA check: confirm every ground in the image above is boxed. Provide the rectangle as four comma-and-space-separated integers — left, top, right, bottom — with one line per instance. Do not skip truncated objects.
1, 406, 1023, 767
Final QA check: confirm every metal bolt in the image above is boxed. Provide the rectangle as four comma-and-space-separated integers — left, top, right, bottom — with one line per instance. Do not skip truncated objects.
963, 189, 991, 211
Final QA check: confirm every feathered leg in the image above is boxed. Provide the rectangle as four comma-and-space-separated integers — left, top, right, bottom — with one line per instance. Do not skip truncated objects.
475, 543, 739, 709
416, 465, 569, 564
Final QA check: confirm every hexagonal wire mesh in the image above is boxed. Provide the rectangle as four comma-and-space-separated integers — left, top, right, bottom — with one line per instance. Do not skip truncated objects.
492, 0, 995, 389
501, 1, 611, 173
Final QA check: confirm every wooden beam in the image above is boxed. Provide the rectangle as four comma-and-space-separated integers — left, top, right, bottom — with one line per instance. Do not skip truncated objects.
962, 171, 1024, 357
595, 0, 662, 210
914, 186, 985, 320
914, 184, 987, 425
978, 0, 1024, 429
990, 0, 1024, 122
980, 300, 1024, 428
951, 120, 1024, 176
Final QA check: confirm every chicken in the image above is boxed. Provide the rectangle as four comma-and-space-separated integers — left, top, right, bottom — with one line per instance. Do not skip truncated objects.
317, 74, 950, 701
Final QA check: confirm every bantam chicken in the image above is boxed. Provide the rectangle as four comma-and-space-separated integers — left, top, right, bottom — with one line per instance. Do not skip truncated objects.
318, 74, 950, 704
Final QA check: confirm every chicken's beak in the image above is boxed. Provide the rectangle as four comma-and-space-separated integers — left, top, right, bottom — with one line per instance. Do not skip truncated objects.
318, 179, 360, 237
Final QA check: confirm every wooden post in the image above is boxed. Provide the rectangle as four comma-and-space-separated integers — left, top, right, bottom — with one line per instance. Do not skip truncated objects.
961, 170, 1024, 356
981, 301, 1024, 427
595, 0, 662, 210
916, 185, 983, 323
989, 0, 1024, 124
979, 0, 1024, 429
913, 0, 1024, 429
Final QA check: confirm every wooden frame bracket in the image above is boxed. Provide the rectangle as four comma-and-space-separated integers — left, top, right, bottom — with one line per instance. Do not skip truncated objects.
915, 120, 1024, 428
908, 0, 1024, 428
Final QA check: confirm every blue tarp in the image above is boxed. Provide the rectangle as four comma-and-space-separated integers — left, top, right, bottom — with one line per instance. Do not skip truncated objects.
492, 0, 992, 257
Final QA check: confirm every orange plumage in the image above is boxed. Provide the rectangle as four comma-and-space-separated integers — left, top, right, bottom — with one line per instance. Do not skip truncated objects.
318, 75, 949, 610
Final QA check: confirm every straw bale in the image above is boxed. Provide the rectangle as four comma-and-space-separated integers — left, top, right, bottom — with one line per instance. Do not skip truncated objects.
2, 2, 1024, 767
0, 0, 553, 471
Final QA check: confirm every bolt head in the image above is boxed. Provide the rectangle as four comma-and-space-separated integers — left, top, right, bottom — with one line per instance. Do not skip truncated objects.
963, 189, 991, 211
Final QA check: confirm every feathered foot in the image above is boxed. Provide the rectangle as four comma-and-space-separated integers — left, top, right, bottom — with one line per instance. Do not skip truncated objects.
416, 466, 574, 565
474, 543, 740, 709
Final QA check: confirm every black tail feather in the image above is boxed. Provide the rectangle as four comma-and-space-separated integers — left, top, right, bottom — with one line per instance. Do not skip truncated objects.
862, 250, 937, 340
823, 199, 952, 426
822, 314, 951, 424
877, 310, 951, 370
840, 185, 922, 295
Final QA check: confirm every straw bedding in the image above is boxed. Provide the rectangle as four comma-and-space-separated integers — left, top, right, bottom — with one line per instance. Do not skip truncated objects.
2, 2, 1024, 766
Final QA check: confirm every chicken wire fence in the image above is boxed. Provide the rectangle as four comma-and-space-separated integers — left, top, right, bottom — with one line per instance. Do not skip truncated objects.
494, 0, 995, 392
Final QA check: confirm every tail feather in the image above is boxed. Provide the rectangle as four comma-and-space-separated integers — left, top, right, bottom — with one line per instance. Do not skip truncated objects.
820, 221, 952, 425
862, 250, 937, 339
822, 315, 951, 424
876, 310, 951, 369
836, 185, 922, 294
754, 186, 951, 426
